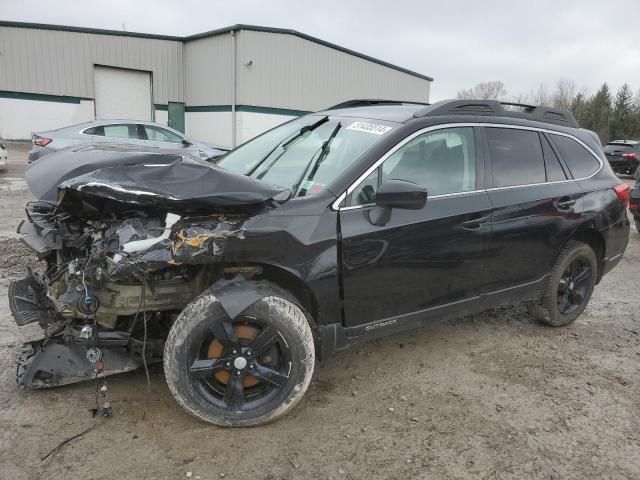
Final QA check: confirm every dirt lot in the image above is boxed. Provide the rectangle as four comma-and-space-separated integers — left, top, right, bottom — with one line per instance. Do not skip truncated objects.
0, 142, 638, 480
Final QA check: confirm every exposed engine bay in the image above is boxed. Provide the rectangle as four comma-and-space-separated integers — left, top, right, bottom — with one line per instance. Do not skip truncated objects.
9, 159, 284, 389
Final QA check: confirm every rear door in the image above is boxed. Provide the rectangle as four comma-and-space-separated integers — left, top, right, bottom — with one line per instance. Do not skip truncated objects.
483, 127, 584, 297
339, 126, 492, 330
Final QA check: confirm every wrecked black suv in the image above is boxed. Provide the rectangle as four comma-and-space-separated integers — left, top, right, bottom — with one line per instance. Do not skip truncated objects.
10, 99, 629, 426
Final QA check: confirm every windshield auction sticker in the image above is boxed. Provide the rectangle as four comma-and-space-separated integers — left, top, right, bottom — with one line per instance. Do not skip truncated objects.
346, 122, 392, 135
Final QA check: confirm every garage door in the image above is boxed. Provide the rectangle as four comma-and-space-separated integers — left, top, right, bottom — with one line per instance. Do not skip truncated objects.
94, 66, 152, 120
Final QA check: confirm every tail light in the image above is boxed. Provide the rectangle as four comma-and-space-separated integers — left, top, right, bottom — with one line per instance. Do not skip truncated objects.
33, 136, 52, 147
613, 183, 630, 206
622, 152, 637, 159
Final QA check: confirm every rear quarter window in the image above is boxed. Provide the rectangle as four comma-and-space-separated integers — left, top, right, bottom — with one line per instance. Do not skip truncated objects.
551, 135, 600, 178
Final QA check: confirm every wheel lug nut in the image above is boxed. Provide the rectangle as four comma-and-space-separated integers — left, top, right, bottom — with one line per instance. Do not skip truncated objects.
225, 362, 231, 368
232, 349, 237, 355
236, 370, 241, 376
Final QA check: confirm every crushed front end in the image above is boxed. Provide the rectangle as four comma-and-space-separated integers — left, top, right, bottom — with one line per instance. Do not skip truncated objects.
9, 160, 282, 388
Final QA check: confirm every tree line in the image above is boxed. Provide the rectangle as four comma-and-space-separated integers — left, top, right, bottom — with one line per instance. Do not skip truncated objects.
457, 80, 640, 144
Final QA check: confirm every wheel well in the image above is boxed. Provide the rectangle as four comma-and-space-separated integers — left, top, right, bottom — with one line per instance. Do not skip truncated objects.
240, 263, 320, 328
570, 229, 606, 283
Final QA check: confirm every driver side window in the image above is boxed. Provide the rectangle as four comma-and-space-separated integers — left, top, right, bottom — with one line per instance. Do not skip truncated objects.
349, 127, 476, 206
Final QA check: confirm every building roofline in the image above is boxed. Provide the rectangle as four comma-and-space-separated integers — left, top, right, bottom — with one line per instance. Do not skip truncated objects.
0, 21, 433, 82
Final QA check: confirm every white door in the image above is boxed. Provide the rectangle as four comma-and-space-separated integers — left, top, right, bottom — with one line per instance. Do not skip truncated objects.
94, 66, 152, 121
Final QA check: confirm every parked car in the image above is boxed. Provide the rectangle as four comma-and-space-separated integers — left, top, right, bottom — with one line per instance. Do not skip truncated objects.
10, 99, 629, 427
29, 119, 229, 163
0, 141, 7, 171
629, 179, 640, 232
26, 142, 209, 202
604, 139, 640, 177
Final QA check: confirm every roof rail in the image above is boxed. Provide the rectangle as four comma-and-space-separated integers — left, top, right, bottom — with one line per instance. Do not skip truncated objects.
413, 99, 578, 128
327, 99, 430, 110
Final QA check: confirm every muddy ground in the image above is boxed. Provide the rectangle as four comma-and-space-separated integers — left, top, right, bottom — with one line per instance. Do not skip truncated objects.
0, 142, 638, 480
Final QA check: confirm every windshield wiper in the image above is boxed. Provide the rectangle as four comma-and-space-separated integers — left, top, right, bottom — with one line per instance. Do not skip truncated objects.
247, 116, 329, 176
293, 122, 342, 198
281, 116, 329, 149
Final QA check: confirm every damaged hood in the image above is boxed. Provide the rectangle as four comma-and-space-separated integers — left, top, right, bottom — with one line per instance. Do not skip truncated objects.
58, 158, 286, 212
27, 143, 205, 202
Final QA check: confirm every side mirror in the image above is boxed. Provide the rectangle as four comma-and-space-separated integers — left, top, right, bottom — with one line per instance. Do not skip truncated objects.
182, 139, 192, 147
369, 179, 427, 226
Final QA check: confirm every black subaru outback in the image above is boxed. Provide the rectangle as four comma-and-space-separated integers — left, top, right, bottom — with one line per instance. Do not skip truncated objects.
10, 99, 629, 426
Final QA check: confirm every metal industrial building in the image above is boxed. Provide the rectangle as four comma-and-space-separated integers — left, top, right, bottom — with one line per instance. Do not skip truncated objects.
0, 22, 432, 146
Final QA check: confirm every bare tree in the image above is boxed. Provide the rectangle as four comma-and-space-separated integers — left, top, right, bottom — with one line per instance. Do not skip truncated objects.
457, 80, 507, 101
552, 79, 578, 110
509, 92, 531, 105
529, 83, 551, 107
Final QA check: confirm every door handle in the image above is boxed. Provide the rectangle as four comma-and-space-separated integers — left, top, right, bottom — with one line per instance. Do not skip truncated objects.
556, 197, 576, 210
461, 216, 489, 230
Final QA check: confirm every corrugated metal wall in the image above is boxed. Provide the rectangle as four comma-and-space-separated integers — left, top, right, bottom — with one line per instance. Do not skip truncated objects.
184, 34, 232, 106
236, 30, 430, 111
0, 26, 184, 104
0, 24, 431, 110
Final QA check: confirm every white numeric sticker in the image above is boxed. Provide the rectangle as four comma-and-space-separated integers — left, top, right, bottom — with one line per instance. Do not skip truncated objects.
346, 122, 392, 135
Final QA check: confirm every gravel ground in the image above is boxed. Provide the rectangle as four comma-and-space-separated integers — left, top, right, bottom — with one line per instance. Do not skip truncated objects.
0, 142, 638, 479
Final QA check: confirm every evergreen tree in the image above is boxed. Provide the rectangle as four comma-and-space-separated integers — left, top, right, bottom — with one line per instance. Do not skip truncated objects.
570, 92, 589, 128
590, 83, 612, 143
611, 83, 634, 139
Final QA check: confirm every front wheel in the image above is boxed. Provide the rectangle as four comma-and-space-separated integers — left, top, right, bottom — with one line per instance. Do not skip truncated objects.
528, 240, 597, 327
164, 291, 315, 427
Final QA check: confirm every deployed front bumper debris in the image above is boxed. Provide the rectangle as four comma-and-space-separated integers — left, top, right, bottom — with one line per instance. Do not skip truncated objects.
16, 337, 163, 388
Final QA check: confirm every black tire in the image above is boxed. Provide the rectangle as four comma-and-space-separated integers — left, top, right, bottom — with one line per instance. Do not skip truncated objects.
164, 291, 315, 427
527, 240, 597, 327
635, 218, 640, 234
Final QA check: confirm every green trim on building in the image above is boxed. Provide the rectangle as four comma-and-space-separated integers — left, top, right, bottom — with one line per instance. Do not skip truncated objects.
0, 90, 91, 104
238, 105, 310, 116
0, 93, 308, 116
186, 105, 233, 113
0, 21, 433, 82
185, 105, 310, 116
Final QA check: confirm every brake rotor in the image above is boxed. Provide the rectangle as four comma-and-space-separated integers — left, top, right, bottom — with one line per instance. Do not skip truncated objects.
207, 323, 260, 387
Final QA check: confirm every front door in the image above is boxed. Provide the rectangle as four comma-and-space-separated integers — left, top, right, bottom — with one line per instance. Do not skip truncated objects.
168, 102, 186, 133
339, 126, 491, 330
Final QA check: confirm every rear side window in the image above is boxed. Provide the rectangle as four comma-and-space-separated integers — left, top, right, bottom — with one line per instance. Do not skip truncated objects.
103, 124, 139, 139
486, 128, 545, 187
551, 135, 600, 178
83, 126, 104, 135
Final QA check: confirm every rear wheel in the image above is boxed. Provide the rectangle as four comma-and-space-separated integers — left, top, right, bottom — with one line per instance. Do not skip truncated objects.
164, 292, 315, 427
528, 241, 597, 327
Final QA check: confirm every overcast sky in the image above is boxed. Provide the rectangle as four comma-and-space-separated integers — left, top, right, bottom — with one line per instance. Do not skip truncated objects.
3, 0, 639, 101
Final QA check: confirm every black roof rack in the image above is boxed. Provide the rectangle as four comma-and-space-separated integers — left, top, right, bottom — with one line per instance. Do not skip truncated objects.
413, 99, 578, 128
327, 99, 430, 110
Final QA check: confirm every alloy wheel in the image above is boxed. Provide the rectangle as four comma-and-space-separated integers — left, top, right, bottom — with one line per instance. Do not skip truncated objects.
188, 317, 291, 411
557, 257, 593, 315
